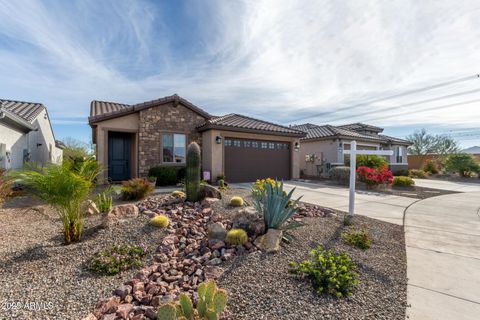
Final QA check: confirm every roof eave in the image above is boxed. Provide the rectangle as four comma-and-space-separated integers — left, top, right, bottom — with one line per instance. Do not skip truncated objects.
0, 108, 35, 132
197, 124, 306, 138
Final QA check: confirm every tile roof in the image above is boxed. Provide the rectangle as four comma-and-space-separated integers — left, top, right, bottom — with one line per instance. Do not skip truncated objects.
336, 122, 384, 133
0, 99, 45, 123
292, 123, 410, 145
197, 114, 306, 137
89, 94, 211, 123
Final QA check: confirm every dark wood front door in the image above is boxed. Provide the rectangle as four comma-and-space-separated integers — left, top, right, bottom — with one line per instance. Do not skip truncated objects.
108, 132, 131, 181
224, 138, 291, 183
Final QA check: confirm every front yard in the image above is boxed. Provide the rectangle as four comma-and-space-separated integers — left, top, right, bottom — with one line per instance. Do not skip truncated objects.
0, 187, 407, 320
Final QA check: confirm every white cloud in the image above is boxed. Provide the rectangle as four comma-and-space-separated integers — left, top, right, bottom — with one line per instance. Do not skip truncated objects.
0, 0, 480, 140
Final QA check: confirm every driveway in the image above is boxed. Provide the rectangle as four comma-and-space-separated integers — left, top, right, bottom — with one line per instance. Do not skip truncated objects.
235, 180, 480, 319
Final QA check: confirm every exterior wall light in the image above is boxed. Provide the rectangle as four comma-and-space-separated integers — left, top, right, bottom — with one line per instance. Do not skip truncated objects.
294, 142, 300, 151
215, 136, 222, 144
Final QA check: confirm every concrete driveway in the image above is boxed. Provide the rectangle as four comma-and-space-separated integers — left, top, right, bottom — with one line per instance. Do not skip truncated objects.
235, 180, 480, 319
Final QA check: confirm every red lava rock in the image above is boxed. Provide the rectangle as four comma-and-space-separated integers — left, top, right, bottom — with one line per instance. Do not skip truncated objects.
116, 303, 134, 319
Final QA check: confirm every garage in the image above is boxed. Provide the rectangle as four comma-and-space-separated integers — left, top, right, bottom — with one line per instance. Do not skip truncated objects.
224, 138, 291, 183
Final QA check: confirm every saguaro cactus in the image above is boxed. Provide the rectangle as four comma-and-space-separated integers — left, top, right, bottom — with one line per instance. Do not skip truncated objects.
186, 142, 201, 202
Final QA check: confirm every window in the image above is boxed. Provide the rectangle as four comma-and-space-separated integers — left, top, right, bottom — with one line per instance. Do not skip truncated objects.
225, 139, 232, 147
233, 140, 241, 147
261, 142, 268, 149
396, 146, 403, 163
269, 142, 275, 149
252, 141, 259, 148
244, 141, 251, 148
163, 134, 186, 163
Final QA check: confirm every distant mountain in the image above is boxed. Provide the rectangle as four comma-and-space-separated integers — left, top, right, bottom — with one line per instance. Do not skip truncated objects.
461, 146, 480, 154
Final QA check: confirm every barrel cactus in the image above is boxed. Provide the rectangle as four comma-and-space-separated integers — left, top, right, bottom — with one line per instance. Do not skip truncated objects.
229, 196, 244, 207
225, 229, 248, 245
150, 215, 170, 228
186, 142, 201, 202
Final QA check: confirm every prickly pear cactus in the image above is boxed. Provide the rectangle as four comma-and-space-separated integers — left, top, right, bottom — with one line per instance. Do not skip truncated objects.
213, 289, 228, 313
186, 142, 201, 202
179, 293, 194, 320
158, 303, 178, 320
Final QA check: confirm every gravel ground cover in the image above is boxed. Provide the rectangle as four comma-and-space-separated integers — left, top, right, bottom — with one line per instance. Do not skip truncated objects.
219, 212, 407, 320
0, 195, 166, 320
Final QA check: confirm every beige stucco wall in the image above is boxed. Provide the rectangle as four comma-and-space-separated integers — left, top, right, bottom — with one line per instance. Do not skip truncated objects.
93, 113, 139, 181
299, 139, 340, 176
202, 129, 300, 181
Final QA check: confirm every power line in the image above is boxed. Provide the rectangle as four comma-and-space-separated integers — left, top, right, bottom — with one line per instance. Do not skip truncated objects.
356, 97, 480, 123
289, 74, 480, 123
325, 88, 480, 123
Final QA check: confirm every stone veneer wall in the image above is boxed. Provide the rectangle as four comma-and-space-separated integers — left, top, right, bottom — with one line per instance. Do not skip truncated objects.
138, 102, 207, 176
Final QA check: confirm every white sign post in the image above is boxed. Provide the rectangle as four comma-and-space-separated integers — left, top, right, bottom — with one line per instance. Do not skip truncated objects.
343, 141, 394, 217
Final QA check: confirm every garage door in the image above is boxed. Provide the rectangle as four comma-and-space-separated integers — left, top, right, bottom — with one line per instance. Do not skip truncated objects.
224, 138, 291, 183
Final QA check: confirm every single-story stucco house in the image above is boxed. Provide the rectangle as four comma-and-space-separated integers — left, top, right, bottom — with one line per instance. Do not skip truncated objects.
292, 123, 411, 177
88, 94, 305, 183
0, 99, 64, 169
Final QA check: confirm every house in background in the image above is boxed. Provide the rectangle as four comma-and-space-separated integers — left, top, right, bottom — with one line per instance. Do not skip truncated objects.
0, 99, 64, 169
292, 123, 411, 177
88, 94, 305, 183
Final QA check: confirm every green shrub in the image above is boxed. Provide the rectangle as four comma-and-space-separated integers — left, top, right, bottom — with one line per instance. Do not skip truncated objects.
95, 188, 113, 213
423, 160, 439, 174
14, 160, 100, 244
253, 179, 302, 229
157, 280, 227, 320
409, 169, 428, 179
342, 228, 372, 249
150, 214, 170, 228
148, 166, 185, 186
225, 229, 248, 245
355, 155, 388, 169
90, 243, 148, 275
393, 176, 415, 187
393, 169, 409, 176
121, 178, 154, 201
290, 245, 359, 297
229, 196, 244, 207
444, 153, 480, 177
0, 169, 12, 207
328, 166, 350, 185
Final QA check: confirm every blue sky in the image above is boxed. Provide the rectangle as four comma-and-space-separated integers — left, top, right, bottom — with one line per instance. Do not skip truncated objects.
1, 0, 480, 147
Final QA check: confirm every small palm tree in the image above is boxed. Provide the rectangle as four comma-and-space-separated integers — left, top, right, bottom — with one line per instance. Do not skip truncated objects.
15, 158, 102, 244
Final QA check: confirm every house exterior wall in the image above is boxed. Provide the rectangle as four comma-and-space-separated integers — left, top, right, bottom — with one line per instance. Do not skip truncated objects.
0, 123, 28, 169
93, 112, 140, 181
202, 129, 300, 181
0, 109, 62, 169
138, 102, 207, 176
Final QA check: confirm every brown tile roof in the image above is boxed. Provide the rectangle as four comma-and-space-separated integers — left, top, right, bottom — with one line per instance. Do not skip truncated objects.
292, 123, 411, 145
336, 122, 384, 133
197, 114, 306, 137
89, 94, 211, 124
0, 99, 45, 123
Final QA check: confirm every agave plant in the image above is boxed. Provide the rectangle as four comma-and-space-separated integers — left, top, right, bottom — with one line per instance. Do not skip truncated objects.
253, 179, 302, 230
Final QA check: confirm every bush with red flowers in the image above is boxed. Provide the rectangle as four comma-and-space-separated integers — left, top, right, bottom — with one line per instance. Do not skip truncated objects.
357, 166, 393, 188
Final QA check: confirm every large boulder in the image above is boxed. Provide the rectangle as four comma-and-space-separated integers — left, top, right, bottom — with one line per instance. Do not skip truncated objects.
207, 222, 227, 241
101, 204, 139, 228
232, 207, 265, 236
199, 185, 222, 199
254, 229, 283, 253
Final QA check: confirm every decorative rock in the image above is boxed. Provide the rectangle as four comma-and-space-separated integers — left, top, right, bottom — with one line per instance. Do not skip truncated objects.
204, 266, 225, 280
254, 229, 283, 253
109, 204, 139, 218
81, 314, 97, 320
202, 197, 219, 206
114, 285, 132, 300
86, 200, 100, 215
207, 222, 227, 241
199, 184, 222, 199
207, 258, 222, 266
232, 207, 265, 236
116, 304, 134, 319
209, 240, 225, 251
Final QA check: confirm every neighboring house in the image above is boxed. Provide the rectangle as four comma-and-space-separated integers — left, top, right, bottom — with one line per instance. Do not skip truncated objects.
88, 94, 305, 183
292, 123, 411, 177
0, 99, 64, 169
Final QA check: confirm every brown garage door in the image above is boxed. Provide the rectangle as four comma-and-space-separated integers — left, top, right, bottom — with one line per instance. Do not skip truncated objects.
224, 138, 291, 183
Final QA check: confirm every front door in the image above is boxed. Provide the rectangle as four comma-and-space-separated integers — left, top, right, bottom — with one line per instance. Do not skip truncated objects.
108, 132, 131, 181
